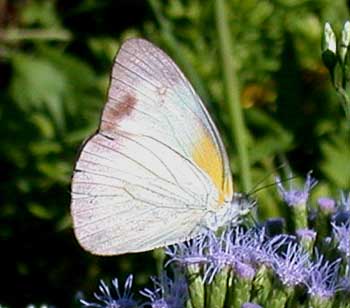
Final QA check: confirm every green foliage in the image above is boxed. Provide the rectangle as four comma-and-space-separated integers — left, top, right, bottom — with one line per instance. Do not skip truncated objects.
320, 133, 350, 187
0, 0, 349, 307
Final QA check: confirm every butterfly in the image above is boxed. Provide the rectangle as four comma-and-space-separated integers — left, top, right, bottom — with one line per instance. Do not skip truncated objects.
71, 38, 252, 255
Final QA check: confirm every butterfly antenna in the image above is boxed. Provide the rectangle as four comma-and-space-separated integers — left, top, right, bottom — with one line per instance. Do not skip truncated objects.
248, 174, 299, 196
246, 160, 303, 197
246, 163, 287, 196
277, 154, 293, 180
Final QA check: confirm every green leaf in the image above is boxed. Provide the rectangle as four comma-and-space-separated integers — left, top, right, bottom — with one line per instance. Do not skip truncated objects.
28, 202, 54, 220
29, 140, 61, 156
30, 113, 56, 139
37, 161, 71, 184
10, 53, 68, 130
36, 45, 103, 123
320, 134, 350, 189
247, 108, 293, 163
20, 0, 61, 28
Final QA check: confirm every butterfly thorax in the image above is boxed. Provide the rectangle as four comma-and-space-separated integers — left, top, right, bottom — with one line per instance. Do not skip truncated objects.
203, 193, 255, 231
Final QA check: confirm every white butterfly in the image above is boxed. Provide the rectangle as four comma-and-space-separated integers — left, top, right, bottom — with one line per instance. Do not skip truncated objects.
71, 38, 252, 255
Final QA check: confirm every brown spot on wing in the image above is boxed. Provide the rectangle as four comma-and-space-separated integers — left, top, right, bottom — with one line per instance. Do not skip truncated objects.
101, 94, 137, 132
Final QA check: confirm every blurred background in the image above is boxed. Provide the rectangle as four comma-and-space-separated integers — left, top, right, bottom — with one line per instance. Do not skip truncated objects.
0, 0, 349, 307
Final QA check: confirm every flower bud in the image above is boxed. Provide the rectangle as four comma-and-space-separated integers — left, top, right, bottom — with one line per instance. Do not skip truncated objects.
340, 21, 350, 63
322, 22, 337, 74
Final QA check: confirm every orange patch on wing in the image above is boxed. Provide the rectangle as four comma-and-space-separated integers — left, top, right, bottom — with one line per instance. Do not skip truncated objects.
192, 133, 231, 206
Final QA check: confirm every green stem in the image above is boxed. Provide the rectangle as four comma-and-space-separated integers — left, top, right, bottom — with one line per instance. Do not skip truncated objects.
230, 274, 253, 308
186, 264, 205, 308
336, 86, 350, 125
152, 248, 165, 275
205, 267, 229, 308
292, 202, 308, 231
214, 0, 252, 192
0, 28, 72, 42
308, 296, 334, 308
269, 285, 293, 308
251, 265, 273, 305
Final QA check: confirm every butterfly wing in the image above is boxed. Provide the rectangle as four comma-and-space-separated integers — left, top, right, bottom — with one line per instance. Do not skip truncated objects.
71, 38, 233, 255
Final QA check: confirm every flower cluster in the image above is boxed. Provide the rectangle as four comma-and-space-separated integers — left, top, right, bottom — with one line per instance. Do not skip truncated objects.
80, 275, 138, 308
81, 173, 350, 308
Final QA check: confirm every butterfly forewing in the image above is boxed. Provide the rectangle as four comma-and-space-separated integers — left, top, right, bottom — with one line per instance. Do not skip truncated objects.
71, 38, 233, 255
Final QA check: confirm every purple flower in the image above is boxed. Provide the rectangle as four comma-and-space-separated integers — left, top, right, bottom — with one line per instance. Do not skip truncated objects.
168, 226, 276, 282
234, 261, 256, 280
338, 272, 350, 292
332, 220, 350, 257
340, 192, 350, 211
241, 303, 262, 308
317, 197, 336, 214
166, 227, 264, 283
81, 275, 138, 308
259, 233, 295, 266
271, 241, 311, 287
140, 271, 188, 308
332, 192, 350, 224
305, 253, 340, 299
202, 230, 236, 282
276, 171, 317, 207
296, 229, 317, 241
167, 225, 305, 287
229, 227, 267, 264
165, 234, 208, 267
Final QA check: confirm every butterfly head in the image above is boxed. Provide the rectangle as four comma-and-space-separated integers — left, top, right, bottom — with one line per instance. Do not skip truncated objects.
232, 192, 256, 216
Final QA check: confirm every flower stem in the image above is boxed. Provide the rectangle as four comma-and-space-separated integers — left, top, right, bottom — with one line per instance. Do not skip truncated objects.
186, 264, 204, 308
335, 86, 350, 127
227, 271, 253, 308
214, 0, 252, 192
205, 267, 229, 308
308, 296, 334, 308
251, 265, 273, 305
292, 203, 308, 231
